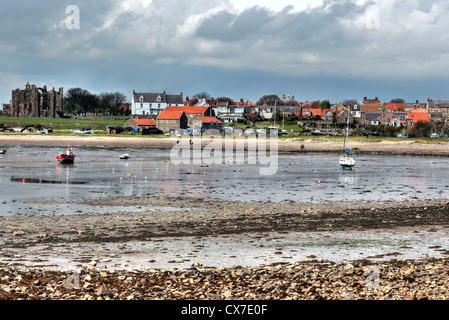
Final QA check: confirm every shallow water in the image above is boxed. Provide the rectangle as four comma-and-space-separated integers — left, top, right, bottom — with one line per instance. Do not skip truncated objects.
0, 145, 448, 216
2, 145, 449, 268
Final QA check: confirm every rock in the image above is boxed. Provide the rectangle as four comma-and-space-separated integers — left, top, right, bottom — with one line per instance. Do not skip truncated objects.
96, 285, 111, 296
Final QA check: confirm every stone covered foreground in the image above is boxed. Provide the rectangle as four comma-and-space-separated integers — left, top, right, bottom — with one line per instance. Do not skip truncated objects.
0, 258, 448, 300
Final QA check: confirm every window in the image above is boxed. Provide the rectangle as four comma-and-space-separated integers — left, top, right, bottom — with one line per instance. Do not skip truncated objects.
157, 95, 161, 102
158, 104, 161, 108
140, 96, 144, 102
140, 103, 143, 108
150, 103, 152, 108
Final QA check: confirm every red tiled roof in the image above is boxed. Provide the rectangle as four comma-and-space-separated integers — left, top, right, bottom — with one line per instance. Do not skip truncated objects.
197, 116, 223, 124
390, 112, 429, 124
133, 118, 156, 126
304, 108, 325, 117
165, 106, 208, 114
409, 112, 429, 123
385, 103, 406, 111
157, 111, 185, 120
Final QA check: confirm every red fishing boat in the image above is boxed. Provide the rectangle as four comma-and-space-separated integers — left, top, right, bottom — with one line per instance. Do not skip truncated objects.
57, 147, 76, 164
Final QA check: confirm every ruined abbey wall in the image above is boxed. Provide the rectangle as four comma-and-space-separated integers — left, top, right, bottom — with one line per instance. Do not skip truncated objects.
10, 83, 63, 118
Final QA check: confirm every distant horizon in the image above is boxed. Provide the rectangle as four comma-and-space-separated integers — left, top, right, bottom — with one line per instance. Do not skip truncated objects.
1, 81, 447, 111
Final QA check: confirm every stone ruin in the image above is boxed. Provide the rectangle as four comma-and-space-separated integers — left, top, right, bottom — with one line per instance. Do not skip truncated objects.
10, 82, 63, 118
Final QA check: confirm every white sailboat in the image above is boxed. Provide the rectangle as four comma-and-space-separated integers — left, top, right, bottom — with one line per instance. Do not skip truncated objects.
339, 108, 355, 170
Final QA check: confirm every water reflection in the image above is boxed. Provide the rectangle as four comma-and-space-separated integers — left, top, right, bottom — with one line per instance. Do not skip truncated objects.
1, 145, 449, 216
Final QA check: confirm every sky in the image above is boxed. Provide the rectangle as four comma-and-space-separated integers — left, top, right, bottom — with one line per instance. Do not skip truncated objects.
1, 0, 449, 108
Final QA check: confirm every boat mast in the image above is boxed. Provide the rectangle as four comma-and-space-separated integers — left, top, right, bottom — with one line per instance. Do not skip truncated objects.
343, 107, 350, 152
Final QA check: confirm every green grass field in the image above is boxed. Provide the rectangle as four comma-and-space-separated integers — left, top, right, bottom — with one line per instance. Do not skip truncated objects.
0, 116, 126, 131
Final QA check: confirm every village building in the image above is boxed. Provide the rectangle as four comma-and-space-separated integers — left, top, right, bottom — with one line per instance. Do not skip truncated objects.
216, 98, 253, 123
9, 82, 63, 118
196, 116, 224, 132
336, 108, 355, 127
426, 99, 449, 126
124, 117, 157, 129
131, 90, 184, 116
156, 110, 188, 132
164, 106, 212, 127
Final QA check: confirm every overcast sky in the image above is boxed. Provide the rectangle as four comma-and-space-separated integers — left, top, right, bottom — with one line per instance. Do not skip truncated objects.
1, 0, 449, 106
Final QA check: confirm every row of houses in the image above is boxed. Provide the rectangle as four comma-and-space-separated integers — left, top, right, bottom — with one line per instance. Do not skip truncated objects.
129, 90, 449, 132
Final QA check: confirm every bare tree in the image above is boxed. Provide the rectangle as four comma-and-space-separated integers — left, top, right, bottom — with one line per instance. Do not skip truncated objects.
99, 92, 127, 115
64, 88, 97, 116
192, 92, 212, 100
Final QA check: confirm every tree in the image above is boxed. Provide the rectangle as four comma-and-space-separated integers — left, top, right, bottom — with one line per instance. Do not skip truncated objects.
257, 94, 281, 106
311, 101, 320, 108
410, 120, 431, 137
63, 87, 97, 116
99, 92, 127, 115
342, 99, 358, 107
320, 100, 331, 109
390, 98, 406, 103
192, 92, 212, 100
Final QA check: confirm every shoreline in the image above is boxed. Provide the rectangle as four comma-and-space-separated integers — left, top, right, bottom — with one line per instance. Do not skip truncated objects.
2, 134, 449, 155
2, 136, 449, 300
1, 196, 449, 300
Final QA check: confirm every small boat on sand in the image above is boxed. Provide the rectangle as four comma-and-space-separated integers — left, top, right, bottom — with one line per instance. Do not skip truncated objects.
0, 149, 6, 154
57, 147, 76, 164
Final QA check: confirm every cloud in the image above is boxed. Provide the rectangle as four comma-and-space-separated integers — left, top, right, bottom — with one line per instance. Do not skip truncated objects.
2, 0, 449, 104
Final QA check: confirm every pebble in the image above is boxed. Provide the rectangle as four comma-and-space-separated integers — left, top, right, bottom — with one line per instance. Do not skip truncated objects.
0, 258, 448, 300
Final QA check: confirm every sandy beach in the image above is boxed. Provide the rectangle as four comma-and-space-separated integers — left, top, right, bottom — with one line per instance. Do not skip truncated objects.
2, 134, 449, 155
1, 134, 449, 301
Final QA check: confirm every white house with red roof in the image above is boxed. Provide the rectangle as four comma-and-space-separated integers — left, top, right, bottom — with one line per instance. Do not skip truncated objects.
131, 90, 184, 116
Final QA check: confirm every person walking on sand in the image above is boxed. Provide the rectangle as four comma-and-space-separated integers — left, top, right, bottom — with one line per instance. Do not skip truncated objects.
300, 144, 304, 152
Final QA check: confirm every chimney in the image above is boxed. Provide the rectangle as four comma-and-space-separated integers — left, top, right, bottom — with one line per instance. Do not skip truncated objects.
375, 97, 378, 102
364, 97, 367, 101
416, 100, 419, 104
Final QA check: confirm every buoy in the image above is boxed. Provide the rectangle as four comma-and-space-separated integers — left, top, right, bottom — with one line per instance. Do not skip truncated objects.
22, 179, 25, 183
318, 180, 321, 185
431, 161, 434, 165
200, 164, 203, 167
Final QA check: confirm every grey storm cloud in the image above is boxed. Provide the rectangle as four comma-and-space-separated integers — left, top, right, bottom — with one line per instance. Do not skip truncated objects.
2, 0, 449, 91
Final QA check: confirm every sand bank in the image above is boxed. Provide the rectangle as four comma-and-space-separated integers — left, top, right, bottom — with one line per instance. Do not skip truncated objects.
1, 134, 449, 155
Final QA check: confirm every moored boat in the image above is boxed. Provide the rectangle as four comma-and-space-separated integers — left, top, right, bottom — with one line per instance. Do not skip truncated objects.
119, 154, 130, 160
57, 147, 76, 164
0, 149, 6, 154
339, 108, 355, 170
